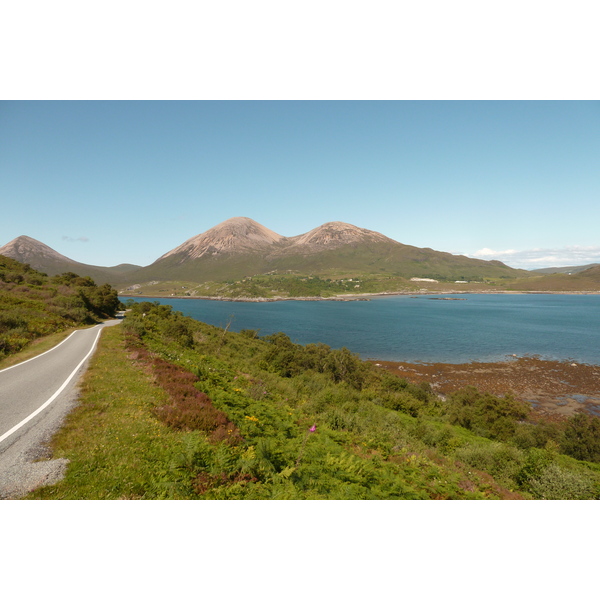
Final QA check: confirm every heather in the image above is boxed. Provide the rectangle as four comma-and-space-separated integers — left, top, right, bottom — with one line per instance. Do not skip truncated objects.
29, 300, 600, 499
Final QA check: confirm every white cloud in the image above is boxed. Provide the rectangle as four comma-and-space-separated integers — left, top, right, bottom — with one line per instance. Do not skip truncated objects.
472, 248, 519, 258
464, 246, 600, 270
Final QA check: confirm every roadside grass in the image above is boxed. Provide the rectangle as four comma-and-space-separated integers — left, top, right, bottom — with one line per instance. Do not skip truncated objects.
0, 329, 76, 371
27, 325, 199, 499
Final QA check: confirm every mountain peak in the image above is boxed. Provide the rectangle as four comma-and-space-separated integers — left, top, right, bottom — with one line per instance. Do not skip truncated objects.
288, 221, 393, 250
158, 217, 285, 261
0, 235, 78, 267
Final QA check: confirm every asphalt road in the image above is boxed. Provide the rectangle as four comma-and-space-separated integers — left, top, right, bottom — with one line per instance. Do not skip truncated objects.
0, 319, 121, 498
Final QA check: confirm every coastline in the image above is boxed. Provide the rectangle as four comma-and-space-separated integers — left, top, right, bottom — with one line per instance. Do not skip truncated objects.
120, 289, 600, 302
369, 356, 600, 421
118, 292, 600, 419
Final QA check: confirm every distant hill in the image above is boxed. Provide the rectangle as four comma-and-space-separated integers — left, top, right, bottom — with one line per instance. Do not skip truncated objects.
124, 217, 530, 293
0, 236, 141, 284
507, 265, 600, 292
531, 263, 600, 275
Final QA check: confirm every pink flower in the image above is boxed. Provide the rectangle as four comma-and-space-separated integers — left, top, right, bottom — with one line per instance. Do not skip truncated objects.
309, 424, 316, 433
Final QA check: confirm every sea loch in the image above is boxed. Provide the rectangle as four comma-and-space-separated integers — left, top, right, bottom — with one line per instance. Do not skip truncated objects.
121, 294, 600, 365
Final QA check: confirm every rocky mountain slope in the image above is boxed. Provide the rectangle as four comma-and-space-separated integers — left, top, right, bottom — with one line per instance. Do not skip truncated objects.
284, 221, 392, 253
158, 217, 286, 262
0, 236, 81, 273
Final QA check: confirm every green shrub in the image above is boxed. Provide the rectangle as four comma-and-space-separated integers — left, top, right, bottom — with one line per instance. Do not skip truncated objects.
444, 387, 530, 441
513, 421, 562, 450
516, 447, 554, 487
560, 413, 600, 463
455, 442, 524, 487
526, 463, 598, 500
160, 319, 195, 348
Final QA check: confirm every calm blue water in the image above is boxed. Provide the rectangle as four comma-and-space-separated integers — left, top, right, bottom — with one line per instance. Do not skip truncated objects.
120, 294, 600, 365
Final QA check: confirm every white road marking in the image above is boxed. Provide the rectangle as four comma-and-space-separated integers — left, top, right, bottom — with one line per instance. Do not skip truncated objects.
0, 326, 104, 444
0, 330, 78, 374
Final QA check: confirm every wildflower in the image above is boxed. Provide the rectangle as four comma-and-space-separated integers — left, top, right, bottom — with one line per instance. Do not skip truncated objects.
296, 424, 317, 467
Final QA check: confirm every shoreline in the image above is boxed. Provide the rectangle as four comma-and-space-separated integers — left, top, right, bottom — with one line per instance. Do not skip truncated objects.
117, 293, 600, 419
120, 289, 600, 302
368, 356, 600, 421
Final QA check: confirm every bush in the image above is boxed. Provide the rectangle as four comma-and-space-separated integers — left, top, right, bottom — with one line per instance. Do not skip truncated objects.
513, 421, 562, 450
526, 463, 598, 500
560, 413, 600, 463
455, 442, 525, 487
260, 333, 370, 389
160, 319, 195, 348
444, 387, 530, 441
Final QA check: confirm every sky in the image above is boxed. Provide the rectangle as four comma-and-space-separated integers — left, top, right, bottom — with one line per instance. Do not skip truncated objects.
1, 100, 599, 270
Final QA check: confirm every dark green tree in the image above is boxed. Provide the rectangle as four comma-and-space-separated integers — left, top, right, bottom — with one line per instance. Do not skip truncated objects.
561, 413, 600, 463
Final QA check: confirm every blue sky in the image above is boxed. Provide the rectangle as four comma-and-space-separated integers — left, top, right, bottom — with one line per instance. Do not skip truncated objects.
1, 100, 599, 270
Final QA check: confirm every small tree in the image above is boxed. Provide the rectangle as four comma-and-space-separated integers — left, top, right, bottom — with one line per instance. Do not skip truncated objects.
561, 413, 600, 463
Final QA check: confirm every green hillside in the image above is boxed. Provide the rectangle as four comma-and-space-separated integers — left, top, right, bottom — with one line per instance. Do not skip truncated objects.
501, 265, 600, 292
0, 255, 123, 359
266, 241, 529, 280
532, 263, 600, 275
68, 263, 142, 285
122, 240, 532, 298
29, 301, 600, 500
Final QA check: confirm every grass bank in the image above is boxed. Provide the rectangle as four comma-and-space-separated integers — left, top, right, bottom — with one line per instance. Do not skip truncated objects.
29, 325, 195, 499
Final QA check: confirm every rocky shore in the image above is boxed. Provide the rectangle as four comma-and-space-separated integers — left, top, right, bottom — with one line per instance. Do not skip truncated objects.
370, 356, 600, 420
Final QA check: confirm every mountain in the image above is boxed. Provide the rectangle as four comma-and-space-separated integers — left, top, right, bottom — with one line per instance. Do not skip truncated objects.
124, 217, 531, 292
2, 219, 549, 298
0, 236, 81, 273
0, 235, 141, 284
158, 217, 285, 262
285, 221, 392, 253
